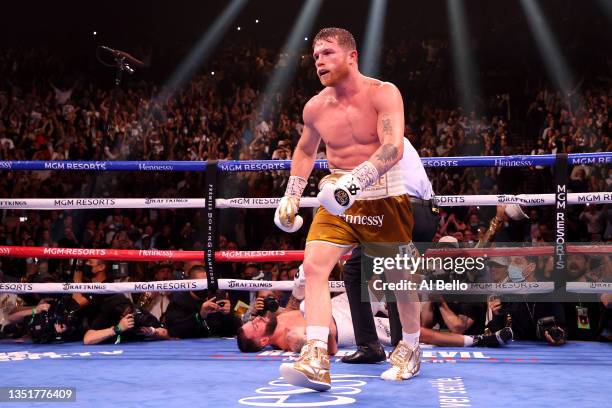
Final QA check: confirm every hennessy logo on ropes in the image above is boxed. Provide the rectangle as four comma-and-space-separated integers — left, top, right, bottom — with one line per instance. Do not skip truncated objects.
138, 164, 174, 171
138, 250, 173, 258
493, 158, 533, 167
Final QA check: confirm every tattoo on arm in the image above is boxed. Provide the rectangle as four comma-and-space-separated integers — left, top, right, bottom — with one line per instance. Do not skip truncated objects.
285, 295, 302, 311
373, 143, 399, 174
376, 144, 398, 163
382, 117, 392, 136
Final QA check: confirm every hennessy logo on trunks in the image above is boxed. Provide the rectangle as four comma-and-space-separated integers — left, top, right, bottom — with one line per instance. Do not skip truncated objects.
334, 189, 350, 206
339, 214, 384, 227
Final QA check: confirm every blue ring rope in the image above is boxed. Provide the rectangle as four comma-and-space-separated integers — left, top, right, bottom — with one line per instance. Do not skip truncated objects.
0, 152, 610, 172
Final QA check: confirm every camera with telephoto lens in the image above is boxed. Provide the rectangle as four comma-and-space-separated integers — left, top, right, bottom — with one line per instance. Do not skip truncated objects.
28, 297, 80, 343
128, 306, 158, 330
536, 316, 565, 343
257, 295, 280, 316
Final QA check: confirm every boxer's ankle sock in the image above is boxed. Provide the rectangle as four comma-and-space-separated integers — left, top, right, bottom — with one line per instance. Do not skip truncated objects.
402, 330, 420, 349
463, 335, 474, 347
307, 326, 329, 350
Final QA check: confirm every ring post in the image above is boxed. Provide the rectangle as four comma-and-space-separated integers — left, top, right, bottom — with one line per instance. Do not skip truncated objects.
205, 160, 219, 293
554, 153, 568, 291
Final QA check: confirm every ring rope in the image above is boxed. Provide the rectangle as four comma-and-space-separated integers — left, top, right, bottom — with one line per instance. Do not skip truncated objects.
0, 279, 564, 295
1, 192, 611, 210
1, 244, 610, 262
0, 151, 610, 172
2, 279, 608, 295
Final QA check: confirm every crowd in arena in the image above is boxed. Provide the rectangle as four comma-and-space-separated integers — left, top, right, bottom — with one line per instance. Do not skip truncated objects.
0, 38, 610, 346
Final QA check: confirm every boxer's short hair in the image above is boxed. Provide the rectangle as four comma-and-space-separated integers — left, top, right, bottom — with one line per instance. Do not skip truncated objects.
313, 27, 356, 51
236, 327, 263, 352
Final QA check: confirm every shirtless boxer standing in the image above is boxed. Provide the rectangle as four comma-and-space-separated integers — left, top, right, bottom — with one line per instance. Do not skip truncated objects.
273, 27, 421, 390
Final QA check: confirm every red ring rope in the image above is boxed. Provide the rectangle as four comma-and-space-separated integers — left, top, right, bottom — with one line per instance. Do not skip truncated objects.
0, 244, 610, 262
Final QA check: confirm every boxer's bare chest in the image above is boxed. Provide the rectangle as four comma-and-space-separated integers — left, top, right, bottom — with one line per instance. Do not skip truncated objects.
313, 94, 379, 155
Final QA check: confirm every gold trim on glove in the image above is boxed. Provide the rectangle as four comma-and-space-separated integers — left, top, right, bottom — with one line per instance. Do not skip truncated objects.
278, 196, 300, 228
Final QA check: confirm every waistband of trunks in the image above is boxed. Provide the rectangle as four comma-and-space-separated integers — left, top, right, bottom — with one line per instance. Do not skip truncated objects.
329, 167, 408, 199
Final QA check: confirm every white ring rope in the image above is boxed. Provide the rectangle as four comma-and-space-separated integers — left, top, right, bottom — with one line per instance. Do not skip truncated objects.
566, 281, 612, 294
0, 198, 206, 210
6, 279, 606, 295
1, 192, 611, 210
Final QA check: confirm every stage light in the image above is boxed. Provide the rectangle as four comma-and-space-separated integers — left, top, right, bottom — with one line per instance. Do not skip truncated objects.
446, 0, 481, 114
361, 0, 388, 77
519, 0, 573, 94
211, 71, 215, 76
596, 0, 612, 21
255, 19, 259, 24
304, 37, 308, 41
93, 31, 97, 36
157, 0, 248, 102
237, 26, 241, 31
257, 0, 323, 115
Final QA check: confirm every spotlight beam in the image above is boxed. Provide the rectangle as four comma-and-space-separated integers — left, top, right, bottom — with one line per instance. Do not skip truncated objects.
447, 0, 480, 114
158, 0, 248, 102
258, 0, 323, 115
519, 0, 573, 95
596, 0, 612, 21
361, 0, 387, 77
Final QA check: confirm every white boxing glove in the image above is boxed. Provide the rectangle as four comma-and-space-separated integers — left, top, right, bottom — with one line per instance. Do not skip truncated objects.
317, 174, 361, 215
317, 161, 379, 215
291, 264, 306, 300
504, 204, 529, 221
274, 196, 304, 232
274, 176, 307, 233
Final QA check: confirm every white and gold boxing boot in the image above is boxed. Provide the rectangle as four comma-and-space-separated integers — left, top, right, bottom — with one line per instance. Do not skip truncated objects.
279, 340, 331, 391
380, 341, 421, 381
